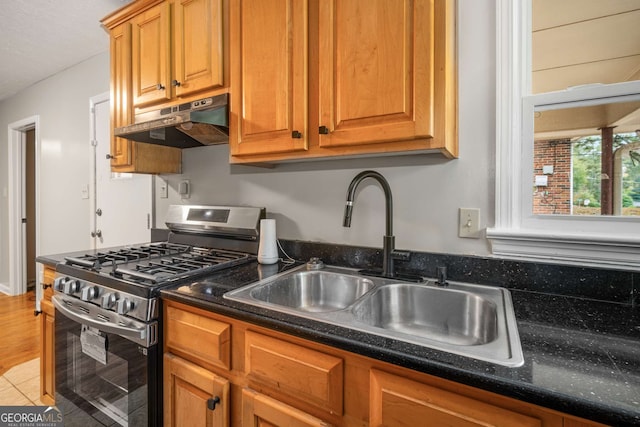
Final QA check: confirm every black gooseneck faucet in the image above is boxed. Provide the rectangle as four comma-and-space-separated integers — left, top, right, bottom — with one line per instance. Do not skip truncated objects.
343, 170, 399, 278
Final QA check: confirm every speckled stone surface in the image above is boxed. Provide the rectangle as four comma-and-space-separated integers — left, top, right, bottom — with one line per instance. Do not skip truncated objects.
39, 239, 640, 426
160, 244, 640, 427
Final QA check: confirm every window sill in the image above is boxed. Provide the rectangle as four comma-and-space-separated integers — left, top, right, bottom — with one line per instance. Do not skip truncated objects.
486, 228, 640, 271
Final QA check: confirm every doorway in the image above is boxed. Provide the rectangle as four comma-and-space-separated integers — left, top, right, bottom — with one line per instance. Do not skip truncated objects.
25, 129, 36, 289
7, 116, 40, 296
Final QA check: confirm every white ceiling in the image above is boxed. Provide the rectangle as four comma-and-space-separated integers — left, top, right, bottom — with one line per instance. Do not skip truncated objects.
0, 0, 132, 103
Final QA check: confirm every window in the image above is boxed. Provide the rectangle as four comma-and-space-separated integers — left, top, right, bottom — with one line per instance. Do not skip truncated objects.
488, 0, 640, 270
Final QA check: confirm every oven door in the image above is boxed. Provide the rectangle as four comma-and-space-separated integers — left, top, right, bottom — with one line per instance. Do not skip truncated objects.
53, 295, 159, 426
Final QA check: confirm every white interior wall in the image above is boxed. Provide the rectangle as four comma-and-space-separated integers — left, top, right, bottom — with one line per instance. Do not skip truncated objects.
156, 0, 495, 257
0, 53, 110, 286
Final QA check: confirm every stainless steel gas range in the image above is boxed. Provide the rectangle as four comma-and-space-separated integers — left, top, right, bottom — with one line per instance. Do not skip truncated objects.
52, 205, 265, 426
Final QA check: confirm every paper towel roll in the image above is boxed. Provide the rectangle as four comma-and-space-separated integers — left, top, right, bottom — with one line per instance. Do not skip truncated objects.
258, 219, 279, 264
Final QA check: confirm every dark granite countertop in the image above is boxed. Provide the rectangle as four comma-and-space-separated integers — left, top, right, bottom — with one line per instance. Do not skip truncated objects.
161, 261, 640, 427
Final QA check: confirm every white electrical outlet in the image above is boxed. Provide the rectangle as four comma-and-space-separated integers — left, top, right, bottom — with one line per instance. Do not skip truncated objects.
179, 180, 190, 199
459, 208, 481, 238
159, 178, 168, 199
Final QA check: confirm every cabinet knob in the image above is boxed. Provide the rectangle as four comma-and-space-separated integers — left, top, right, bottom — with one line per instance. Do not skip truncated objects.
319, 125, 330, 134
156, 83, 165, 91
207, 396, 221, 411
106, 154, 113, 160
172, 79, 181, 87
291, 130, 302, 139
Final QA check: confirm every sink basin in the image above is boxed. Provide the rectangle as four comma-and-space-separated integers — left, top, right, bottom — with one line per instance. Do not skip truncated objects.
249, 270, 374, 312
351, 284, 498, 346
224, 264, 524, 367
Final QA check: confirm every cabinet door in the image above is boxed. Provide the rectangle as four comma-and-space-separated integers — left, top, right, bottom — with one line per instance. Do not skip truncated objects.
109, 22, 133, 168
173, 0, 224, 98
229, 0, 308, 156
242, 388, 331, 427
39, 299, 55, 405
132, 2, 171, 108
164, 353, 229, 427
318, 0, 433, 148
370, 369, 548, 427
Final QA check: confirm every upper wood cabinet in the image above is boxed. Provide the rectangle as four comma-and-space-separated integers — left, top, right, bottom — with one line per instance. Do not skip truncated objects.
131, 0, 225, 108
131, 2, 171, 107
102, 0, 228, 174
229, 0, 457, 164
229, 0, 308, 157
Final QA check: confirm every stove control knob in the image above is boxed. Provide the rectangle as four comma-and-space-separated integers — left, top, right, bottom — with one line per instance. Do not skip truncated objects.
63, 279, 82, 294
101, 293, 118, 309
53, 277, 67, 292
81, 286, 99, 301
116, 298, 135, 315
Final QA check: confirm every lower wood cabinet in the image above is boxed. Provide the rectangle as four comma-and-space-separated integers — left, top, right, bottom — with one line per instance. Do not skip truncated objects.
40, 265, 56, 405
370, 369, 545, 427
162, 299, 609, 427
163, 353, 229, 427
242, 388, 330, 427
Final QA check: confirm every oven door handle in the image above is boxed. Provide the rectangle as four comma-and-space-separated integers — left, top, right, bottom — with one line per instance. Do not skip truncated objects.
52, 295, 147, 340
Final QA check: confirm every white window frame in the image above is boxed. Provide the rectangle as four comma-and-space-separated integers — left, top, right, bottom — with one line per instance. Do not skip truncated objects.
487, 0, 640, 271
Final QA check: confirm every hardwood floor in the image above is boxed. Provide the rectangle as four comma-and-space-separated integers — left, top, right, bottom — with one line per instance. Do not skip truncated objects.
0, 290, 40, 376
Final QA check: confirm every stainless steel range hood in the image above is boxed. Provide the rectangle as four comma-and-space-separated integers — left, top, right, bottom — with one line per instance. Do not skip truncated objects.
114, 93, 229, 149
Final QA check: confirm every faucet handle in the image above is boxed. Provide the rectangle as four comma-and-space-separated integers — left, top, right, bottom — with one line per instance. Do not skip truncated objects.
390, 250, 411, 261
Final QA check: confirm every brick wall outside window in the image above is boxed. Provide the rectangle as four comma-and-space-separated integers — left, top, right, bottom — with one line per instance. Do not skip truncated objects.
533, 139, 572, 214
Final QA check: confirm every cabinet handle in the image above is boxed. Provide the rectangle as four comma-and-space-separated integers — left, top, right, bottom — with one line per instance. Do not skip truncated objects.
207, 396, 221, 411
172, 79, 181, 87
292, 130, 302, 139
319, 125, 330, 134
106, 154, 113, 160
34, 310, 42, 317
156, 83, 165, 91
43, 283, 52, 290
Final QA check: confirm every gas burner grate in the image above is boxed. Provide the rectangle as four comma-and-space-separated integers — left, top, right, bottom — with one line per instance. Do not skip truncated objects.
112, 247, 254, 285
64, 242, 191, 270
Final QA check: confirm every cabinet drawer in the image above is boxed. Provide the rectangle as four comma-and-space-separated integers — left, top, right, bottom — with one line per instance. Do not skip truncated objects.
370, 369, 548, 427
244, 331, 343, 415
165, 306, 231, 370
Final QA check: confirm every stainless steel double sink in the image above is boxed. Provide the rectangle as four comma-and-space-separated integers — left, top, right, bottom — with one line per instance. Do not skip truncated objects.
224, 264, 524, 367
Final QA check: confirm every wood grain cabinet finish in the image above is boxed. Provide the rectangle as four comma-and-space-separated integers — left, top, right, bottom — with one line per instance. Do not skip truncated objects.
39, 266, 56, 405
173, 0, 225, 98
164, 353, 230, 427
229, 0, 308, 157
131, 0, 225, 108
229, 0, 457, 164
161, 299, 608, 427
165, 305, 231, 370
242, 388, 331, 427
244, 330, 344, 416
131, 2, 172, 107
370, 369, 545, 427
109, 22, 133, 169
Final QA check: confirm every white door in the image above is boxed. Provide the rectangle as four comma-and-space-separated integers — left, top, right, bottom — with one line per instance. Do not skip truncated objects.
91, 93, 152, 249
